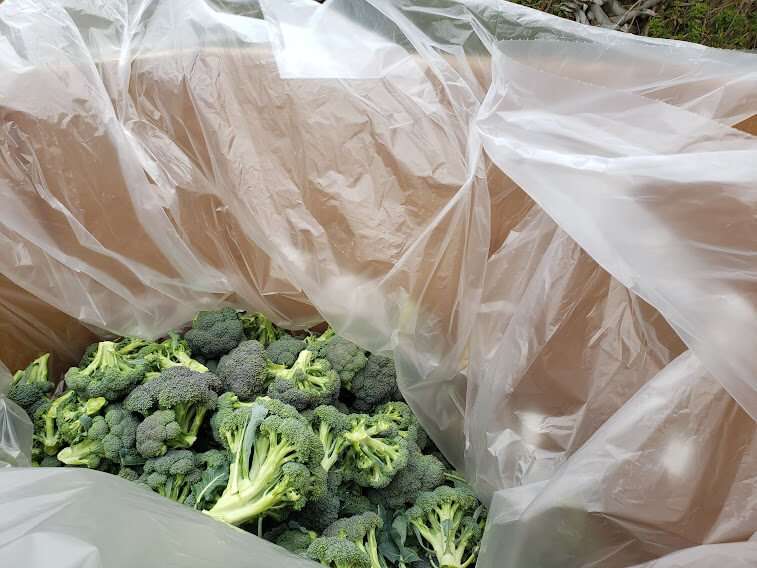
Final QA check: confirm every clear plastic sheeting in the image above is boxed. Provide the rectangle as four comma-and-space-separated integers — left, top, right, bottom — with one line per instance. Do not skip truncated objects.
0, 0, 755, 567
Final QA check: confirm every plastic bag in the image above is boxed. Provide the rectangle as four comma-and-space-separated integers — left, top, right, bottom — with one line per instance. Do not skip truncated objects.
1, 0, 755, 566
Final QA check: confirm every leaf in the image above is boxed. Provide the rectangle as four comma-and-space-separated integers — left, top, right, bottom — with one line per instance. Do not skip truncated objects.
401, 549, 420, 563
392, 513, 408, 545
379, 541, 401, 562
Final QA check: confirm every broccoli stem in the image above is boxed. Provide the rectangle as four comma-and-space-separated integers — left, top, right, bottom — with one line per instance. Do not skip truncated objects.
207, 471, 297, 526
411, 502, 476, 568
40, 391, 75, 455
171, 403, 208, 446
58, 438, 100, 466
319, 423, 346, 471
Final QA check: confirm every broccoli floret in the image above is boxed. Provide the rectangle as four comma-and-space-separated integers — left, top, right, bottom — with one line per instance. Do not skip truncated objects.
8, 353, 53, 412
190, 449, 231, 510
137, 449, 203, 505
322, 337, 367, 390
240, 311, 282, 347
275, 526, 319, 556
312, 405, 351, 471
135, 409, 184, 458
324, 512, 383, 568
341, 414, 409, 489
267, 350, 340, 411
65, 341, 146, 401
266, 335, 306, 366
366, 442, 445, 509
118, 466, 141, 482
307, 536, 371, 568
206, 398, 322, 527
349, 354, 401, 411
184, 308, 244, 358
56, 413, 110, 468
57, 392, 107, 446
338, 484, 374, 517
294, 469, 343, 532
373, 401, 427, 450
30, 390, 75, 456
124, 366, 220, 448
101, 404, 142, 465
145, 332, 208, 373
406, 486, 484, 568
304, 328, 336, 356
216, 340, 269, 401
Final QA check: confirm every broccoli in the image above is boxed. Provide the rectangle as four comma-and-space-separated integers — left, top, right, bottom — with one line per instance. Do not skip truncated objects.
324, 512, 384, 568
135, 409, 184, 458
312, 405, 351, 471
216, 340, 269, 400
275, 526, 319, 556
57, 392, 107, 445
184, 308, 245, 358
240, 311, 282, 347
307, 536, 371, 568
146, 332, 208, 373
267, 350, 340, 411
266, 335, 306, 366
138, 449, 203, 505
124, 366, 220, 448
206, 397, 321, 527
305, 328, 336, 356
341, 414, 409, 489
321, 336, 367, 390
190, 449, 231, 510
366, 442, 445, 509
65, 341, 146, 401
56, 413, 110, 468
31, 390, 74, 456
406, 486, 484, 568
349, 354, 400, 412
294, 469, 343, 532
116, 337, 156, 359
338, 483, 375, 517
373, 402, 427, 450
37, 455, 63, 467
118, 466, 141, 482
8, 353, 53, 412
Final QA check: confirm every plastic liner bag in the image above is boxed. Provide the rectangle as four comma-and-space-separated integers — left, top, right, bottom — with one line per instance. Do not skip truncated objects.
1, 0, 756, 567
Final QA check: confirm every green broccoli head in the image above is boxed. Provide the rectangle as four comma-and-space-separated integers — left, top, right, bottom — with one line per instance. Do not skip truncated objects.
293, 469, 343, 532
216, 340, 269, 401
304, 327, 336, 356
206, 398, 322, 527
266, 335, 306, 366
323, 512, 383, 568
275, 526, 319, 556
135, 409, 183, 458
349, 354, 401, 412
307, 536, 371, 568
312, 404, 351, 471
65, 341, 146, 401
322, 336, 367, 390
184, 308, 244, 359
406, 485, 484, 568
341, 414, 410, 489
57, 392, 107, 446
144, 332, 208, 374
32, 390, 78, 456
138, 449, 203, 504
240, 311, 282, 347
102, 404, 142, 465
366, 442, 445, 509
338, 483, 375, 517
118, 466, 141, 482
56, 413, 111, 468
267, 350, 340, 411
124, 366, 220, 448
373, 401, 427, 450
8, 353, 53, 412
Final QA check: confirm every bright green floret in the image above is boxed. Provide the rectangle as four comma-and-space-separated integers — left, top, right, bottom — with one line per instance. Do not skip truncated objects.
65, 341, 146, 401
406, 485, 484, 568
206, 397, 321, 527
57, 392, 107, 446
184, 308, 245, 358
8, 353, 53, 412
324, 512, 383, 568
240, 311, 282, 347
373, 401, 427, 450
145, 332, 208, 373
267, 350, 340, 411
307, 536, 371, 568
341, 413, 409, 489
349, 354, 400, 411
56, 413, 110, 468
124, 366, 220, 449
304, 328, 336, 356
217, 340, 269, 400
135, 409, 184, 458
312, 405, 351, 472
266, 335, 306, 366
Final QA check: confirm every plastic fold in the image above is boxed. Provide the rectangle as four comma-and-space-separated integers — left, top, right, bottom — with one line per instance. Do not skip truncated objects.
0, 0, 755, 566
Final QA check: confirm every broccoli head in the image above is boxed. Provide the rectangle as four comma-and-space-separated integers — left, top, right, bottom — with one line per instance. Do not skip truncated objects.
57, 392, 107, 446
321, 336, 367, 390
324, 512, 383, 568
8, 353, 53, 412
338, 483, 375, 517
304, 327, 336, 356
341, 414, 409, 489
373, 401, 427, 450
135, 409, 184, 458
240, 311, 282, 347
206, 398, 322, 527
31, 390, 76, 456
266, 335, 306, 366
349, 354, 401, 412
118, 466, 141, 482
184, 308, 244, 358
145, 332, 208, 373
138, 449, 203, 505
65, 341, 146, 401
56, 413, 111, 468
267, 350, 340, 411
312, 404, 351, 471
307, 536, 371, 568
275, 526, 319, 556
293, 469, 343, 532
366, 442, 445, 509
216, 340, 269, 401
406, 485, 484, 568
124, 366, 220, 449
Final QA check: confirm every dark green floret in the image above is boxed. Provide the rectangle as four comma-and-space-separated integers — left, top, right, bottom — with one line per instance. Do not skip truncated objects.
184, 308, 244, 358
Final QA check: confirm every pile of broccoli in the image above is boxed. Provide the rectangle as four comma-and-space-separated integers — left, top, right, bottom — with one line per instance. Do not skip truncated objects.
9, 309, 486, 568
